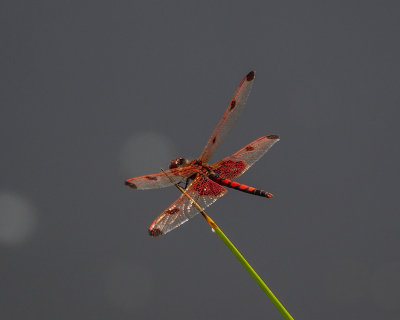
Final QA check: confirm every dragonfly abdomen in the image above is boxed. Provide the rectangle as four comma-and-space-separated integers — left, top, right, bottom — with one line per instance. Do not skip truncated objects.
209, 174, 273, 198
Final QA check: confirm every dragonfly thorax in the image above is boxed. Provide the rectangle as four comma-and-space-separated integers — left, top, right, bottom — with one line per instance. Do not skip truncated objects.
169, 158, 211, 174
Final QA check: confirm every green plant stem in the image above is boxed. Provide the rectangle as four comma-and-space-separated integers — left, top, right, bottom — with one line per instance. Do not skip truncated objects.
176, 188, 294, 320
161, 169, 294, 319
202, 213, 294, 320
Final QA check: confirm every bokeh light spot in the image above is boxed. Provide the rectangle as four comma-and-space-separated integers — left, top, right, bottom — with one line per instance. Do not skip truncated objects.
119, 131, 176, 176
0, 192, 37, 246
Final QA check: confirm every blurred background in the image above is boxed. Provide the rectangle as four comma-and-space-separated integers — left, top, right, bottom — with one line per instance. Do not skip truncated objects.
1, 1, 399, 319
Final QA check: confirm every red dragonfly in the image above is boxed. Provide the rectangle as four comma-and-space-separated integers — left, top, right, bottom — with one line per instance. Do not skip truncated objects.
125, 71, 279, 237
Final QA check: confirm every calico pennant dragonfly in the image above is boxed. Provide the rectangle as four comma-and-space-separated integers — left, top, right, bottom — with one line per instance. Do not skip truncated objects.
125, 71, 279, 237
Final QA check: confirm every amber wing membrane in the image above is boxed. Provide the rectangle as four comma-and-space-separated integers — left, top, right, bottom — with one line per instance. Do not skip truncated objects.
148, 175, 227, 236
211, 135, 280, 180
125, 167, 199, 190
199, 71, 256, 163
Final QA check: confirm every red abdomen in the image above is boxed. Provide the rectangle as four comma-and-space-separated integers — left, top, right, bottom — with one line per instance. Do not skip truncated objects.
209, 174, 273, 198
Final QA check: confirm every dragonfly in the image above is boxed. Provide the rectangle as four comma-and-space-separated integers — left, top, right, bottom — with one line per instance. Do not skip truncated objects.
125, 71, 279, 237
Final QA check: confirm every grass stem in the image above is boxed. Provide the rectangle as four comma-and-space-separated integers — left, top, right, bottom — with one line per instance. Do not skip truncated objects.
161, 169, 294, 319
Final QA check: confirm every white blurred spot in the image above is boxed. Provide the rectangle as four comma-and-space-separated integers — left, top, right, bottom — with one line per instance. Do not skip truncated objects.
104, 261, 153, 310
322, 259, 369, 304
371, 262, 400, 310
0, 192, 37, 246
119, 131, 176, 176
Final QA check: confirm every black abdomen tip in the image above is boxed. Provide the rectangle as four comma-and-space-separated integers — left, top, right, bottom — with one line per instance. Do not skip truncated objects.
265, 192, 274, 198
266, 134, 280, 139
246, 71, 255, 81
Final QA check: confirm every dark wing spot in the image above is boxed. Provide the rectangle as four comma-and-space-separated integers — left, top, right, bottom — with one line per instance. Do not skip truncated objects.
246, 71, 255, 81
266, 134, 280, 139
245, 145, 255, 151
145, 175, 158, 181
230, 100, 236, 111
212, 136, 216, 144
167, 208, 180, 215
125, 181, 137, 189
149, 228, 163, 237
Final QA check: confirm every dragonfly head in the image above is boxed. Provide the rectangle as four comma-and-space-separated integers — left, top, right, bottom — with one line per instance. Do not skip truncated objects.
169, 157, 189, 169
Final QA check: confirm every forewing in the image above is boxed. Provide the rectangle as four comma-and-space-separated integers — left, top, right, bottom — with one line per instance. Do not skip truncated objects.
148, 175, 227, 236
199, 71, 256, 163
211, 135, 280, 180
125, 167, 198, 190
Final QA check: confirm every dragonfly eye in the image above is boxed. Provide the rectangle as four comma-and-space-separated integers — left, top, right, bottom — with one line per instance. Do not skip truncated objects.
169, 160, 178, 169
169, 158, 187, 169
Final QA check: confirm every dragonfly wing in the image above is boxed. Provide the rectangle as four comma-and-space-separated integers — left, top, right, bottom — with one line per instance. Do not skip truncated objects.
148, 175, 227, 236
125, 167, 199, 190
199, 71, 256, 163
211, 135, 280, 179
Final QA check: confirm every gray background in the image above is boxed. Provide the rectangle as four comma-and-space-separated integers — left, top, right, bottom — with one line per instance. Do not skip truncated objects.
1, 1, 399, 319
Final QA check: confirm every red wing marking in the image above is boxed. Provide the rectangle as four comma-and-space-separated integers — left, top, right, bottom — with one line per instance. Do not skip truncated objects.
125, 72, 280, 237
125, 167, 199, 190
148, 175, 227, 236
211, 135, 280, 180
199, 71, 256, 163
